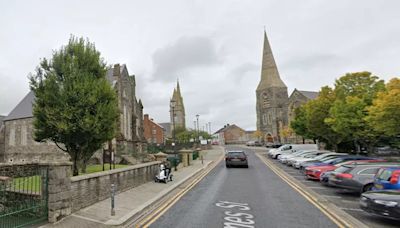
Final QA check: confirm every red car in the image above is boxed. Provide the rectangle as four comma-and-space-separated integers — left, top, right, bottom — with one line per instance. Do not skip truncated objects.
305, 159, 386, 180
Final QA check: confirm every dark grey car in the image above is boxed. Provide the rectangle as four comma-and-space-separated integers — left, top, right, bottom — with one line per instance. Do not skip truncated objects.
225, 151, 248, 168
328, 163, 400, 193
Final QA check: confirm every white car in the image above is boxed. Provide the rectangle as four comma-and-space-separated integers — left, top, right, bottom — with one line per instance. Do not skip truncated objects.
293, 152, 346, 169
279, 150, 316, 164
286, 151, 325, 166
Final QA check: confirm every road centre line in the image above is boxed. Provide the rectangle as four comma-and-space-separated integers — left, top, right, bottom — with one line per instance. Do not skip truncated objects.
256, 154, 352, 228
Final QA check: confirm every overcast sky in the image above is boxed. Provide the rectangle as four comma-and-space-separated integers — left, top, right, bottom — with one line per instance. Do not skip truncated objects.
1, 0, 399, 132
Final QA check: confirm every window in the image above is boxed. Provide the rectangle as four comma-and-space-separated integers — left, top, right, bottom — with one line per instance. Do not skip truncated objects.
358, 168, 379, 175
21, 125, 27, 146
152, 129, 157, 135
262, 114, 267, 124
377, 169, 392, 181
9, 127, 15, 146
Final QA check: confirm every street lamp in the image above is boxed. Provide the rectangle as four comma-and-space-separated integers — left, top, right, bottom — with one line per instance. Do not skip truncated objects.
171, 99, 177, 171
196, 114, 200, 143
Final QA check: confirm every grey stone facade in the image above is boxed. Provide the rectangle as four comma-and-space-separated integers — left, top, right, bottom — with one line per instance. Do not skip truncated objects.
170, 80, 186, 134
1, 63, 147, 164
256, 32, 288, 143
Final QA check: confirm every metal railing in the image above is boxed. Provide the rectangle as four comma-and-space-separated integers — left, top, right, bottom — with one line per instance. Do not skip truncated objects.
0, 164, 48, 228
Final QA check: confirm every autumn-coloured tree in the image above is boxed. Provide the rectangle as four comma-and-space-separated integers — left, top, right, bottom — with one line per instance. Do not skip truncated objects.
367, 78, 400, 137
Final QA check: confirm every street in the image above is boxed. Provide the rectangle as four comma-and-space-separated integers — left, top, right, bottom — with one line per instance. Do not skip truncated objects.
150, 146, 338, 228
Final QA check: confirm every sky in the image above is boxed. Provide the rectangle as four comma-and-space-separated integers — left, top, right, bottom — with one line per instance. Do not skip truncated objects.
1, 0, 399, 132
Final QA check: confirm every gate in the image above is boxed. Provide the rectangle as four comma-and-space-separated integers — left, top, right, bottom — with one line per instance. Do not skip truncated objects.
0, 164, 48, 228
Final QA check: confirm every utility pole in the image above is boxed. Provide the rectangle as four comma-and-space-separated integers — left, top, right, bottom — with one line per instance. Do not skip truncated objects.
196, 114, 200, 143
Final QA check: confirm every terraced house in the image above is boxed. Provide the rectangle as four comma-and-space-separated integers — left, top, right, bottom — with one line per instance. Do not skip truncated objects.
0, 63, 147, 164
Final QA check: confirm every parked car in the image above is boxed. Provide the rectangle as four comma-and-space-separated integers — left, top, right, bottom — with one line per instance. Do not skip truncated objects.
286, 151, 326, 166
254, 141, 263, 147
279, 150, 315, 164
328, 163, 400, 193
246, 141, 256, 146
297, 153, 348, 170
225, 151, 248, 168
360, 190, 400, 220
307, 159, 386, 181
270, 144, 318, 159
373, 167, 400, 190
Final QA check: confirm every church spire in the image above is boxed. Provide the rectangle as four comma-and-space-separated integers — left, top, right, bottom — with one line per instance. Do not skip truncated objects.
257, 31, 286, 91
176, 79, 181, 96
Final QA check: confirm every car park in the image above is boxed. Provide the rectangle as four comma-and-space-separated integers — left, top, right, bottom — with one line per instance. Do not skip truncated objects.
328, 163, 400, 193
225, 151, 248, 168
286, 151, 326, 166
373, 167, 400, 190
269, 144, 318, 159
278, 150, 315, 164
360, 190, 400, 220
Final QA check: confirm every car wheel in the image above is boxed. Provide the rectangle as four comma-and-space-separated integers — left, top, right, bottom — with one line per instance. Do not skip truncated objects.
226, 165, 230, 168
362, 184, 373, 193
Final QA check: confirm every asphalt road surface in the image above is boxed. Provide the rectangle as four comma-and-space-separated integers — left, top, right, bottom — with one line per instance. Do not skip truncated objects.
150, 146, 338, 228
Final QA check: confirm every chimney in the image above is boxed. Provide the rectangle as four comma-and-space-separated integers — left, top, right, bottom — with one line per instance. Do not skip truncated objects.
144, 114, 149, 121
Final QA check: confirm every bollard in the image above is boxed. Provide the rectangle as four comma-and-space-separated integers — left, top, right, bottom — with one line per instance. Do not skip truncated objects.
201, 155, 204, 165
111, 184, 116, 216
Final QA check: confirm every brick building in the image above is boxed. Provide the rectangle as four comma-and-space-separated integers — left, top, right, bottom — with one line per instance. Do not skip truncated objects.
143, 114, 165, 145
214, 124, 247, 145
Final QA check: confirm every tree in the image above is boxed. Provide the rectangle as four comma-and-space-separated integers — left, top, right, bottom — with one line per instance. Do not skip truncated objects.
367, 78, 400, 137
305, 86, 344, 151
253, 130, 264, 141
290, 106, 315, 143
29, 36, 119, 176
326, 72, 385, 153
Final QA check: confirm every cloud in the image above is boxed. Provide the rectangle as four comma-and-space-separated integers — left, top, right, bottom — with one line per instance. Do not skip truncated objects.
151, 36, 221, 82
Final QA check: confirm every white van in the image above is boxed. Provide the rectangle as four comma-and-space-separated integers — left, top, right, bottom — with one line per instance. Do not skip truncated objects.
269, 144, 318, 159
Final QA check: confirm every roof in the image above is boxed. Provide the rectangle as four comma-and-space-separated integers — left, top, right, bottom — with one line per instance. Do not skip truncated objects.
4, 91, 35, 121
214, 124, 245, 134
257, 31, 287, 91
298, 90, 319, 100
159, 123, 171, 133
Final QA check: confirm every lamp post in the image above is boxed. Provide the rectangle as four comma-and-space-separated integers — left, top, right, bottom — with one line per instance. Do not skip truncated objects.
171, 99, 177, 171
196, 114, 200, 143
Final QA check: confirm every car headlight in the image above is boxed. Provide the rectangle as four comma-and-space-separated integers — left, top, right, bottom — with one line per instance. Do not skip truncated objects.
373, 200, 398, 207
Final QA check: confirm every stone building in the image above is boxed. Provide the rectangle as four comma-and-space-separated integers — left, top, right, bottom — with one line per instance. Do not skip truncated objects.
287, 89, 319, 123
170, 80, 186, 134
214, 124, 247, 145
286, 89, 319, 143
143, 114, 165, 144
256, 31, 289, 143
0, 63, 146, 164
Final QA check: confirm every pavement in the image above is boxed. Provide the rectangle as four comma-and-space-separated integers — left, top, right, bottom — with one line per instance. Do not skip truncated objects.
39, 146, 224, 228
150, 145, 338, 228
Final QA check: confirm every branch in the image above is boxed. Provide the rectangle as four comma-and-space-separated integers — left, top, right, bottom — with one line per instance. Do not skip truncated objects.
54, 141, 68, 152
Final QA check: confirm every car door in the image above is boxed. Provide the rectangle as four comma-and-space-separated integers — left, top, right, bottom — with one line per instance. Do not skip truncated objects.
356, 167, 380, 186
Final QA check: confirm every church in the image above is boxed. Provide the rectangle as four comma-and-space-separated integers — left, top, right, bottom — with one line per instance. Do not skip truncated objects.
256, 32, 318, 143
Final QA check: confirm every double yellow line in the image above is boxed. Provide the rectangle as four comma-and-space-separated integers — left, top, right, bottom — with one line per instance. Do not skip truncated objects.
135, 155, 224, 228
256, 153, 352, 228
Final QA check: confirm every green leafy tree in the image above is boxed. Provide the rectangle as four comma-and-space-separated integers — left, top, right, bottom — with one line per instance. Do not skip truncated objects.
305, 86, 344, 151
290, 106, 315, 143
29, 36, 119, 176
326, 72, 385, 153
367, 78, 400, 137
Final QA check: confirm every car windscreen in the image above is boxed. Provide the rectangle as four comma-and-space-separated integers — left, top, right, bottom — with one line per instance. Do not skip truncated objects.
228, 152, 245, 157
334, 165, 352, 173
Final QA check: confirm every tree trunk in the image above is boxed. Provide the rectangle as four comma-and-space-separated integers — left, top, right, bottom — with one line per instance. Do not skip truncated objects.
73, 152, 79, 176
302, 137, 305, 144
333, 144, 338, 152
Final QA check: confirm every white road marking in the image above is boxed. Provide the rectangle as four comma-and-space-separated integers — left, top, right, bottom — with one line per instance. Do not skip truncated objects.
308, 186, 328, 190
215, 201, 255, 228
321, 195, 342, 199
339, 207, 364, 212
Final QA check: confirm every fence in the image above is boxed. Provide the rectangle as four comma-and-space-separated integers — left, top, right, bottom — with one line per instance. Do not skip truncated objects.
0, 164, 48, 228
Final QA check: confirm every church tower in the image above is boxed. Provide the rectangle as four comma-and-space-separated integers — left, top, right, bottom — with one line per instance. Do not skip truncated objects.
256, 31, 288, 143
170, 80, 186, 134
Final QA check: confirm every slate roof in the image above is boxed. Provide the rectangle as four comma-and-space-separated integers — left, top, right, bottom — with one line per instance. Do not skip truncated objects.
214, 124, 245, 134
4, 91, 35, 121
298, 90, 319, 100
159, 123, 171, 134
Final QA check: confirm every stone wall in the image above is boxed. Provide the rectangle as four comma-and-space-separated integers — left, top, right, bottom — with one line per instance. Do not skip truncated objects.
69, 161, 160, 212
3, 118, 70, 163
